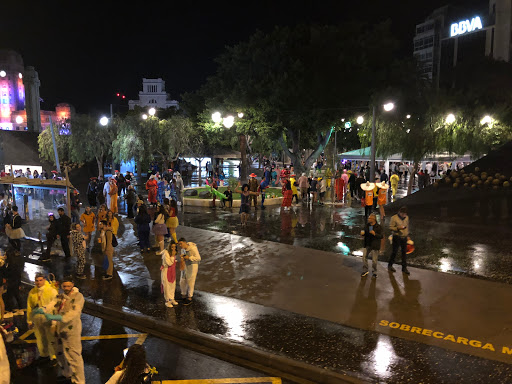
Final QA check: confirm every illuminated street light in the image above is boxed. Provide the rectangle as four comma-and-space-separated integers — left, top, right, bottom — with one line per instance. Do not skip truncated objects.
223, 115, 235, 128
406, 114, 411, 119
356, 116, 364, 125
383, 102, 395, 112
238, 112, 244, 118
15, 116, 23, 124
480, 115, 493, 125
446, 113, 456, 124
99, 116, 109, 126
142, 114, 148, 120
148, 107, 156, 116
0, 71, 5, 77
212, 112, 222, 123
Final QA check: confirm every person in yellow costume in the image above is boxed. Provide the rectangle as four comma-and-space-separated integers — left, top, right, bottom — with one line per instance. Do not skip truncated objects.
79, 206, 96, 250
360, 181, 375, 218
390, 172, 400, 197
26, 273, 58, 364
290, 175, 299, 204
325, 168, 332, 188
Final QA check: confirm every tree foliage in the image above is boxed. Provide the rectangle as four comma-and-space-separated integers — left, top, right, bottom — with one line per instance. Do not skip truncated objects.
38, 123, 70, 166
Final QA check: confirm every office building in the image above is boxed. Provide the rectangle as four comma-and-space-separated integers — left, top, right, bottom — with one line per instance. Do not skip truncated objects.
413, 0, 512, 86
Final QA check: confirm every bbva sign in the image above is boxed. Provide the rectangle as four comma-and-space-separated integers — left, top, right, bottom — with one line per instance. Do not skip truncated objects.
450, 16, 483, 37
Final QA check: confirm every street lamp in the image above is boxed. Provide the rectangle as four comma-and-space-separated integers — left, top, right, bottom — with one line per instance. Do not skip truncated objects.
445, 113, 456, 124
383, 102, 395, 112
480, 115, 492, 125
369, 102, 395, 182
148, 108, 156, 117
223, 115, 235, 128
212, 112, 222, 123
237, 112, 244, 118
99, 116, 109, 126
142, 114, 148, 120
356, 116, 364, 125
406, 114, 411, 119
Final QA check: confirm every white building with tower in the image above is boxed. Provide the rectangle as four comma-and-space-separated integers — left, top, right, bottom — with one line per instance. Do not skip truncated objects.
128, 78, 179, 110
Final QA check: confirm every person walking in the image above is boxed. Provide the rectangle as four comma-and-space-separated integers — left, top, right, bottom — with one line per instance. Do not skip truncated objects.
135, 204, 152, 252
248, 173, 259, 209
108, 178, 119, 214
98, 220, 114, 280
388, 206, 411, 275
79, 206, 96, 251
298, 173, 309, 202
70, 223, 87, 279
309, 177, 318, 205
70, 190, 81, 224
390, 172, 400, 198
376, 181, 389, 222
34, 277, 85, 384
56, 207, 72, 258
165, 199, 179, 244
26, 273, 57, 364
145, 175, 158, 207
39, 213, 58, 262
4, 205, 24, 253
281, 178, 293, 211
290, 174, 299, 204
360, 214, 383, 278
360, 181, 375, 218
319, 176, 327, 205
259, 177, 269, 209
97, 176, 106, 206
86, 177, 98, 208
160, 242, 178, 308
175, 172, 184, 208
178, 237, 201, 305
152, 205, 168, 252
106, 210, 119, 237
116, 172, 126, 197
124, 185, 137, 218
234, 182, 258, 227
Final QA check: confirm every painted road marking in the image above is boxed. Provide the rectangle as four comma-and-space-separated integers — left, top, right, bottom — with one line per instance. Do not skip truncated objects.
152, 378, 281, 384
18, 329, 34, 340
23, 333, 148, 343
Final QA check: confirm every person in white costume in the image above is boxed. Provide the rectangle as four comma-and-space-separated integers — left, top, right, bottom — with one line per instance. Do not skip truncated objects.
33, 277, 85, 384
160, 242, 179, 308
178, 238, 201, 306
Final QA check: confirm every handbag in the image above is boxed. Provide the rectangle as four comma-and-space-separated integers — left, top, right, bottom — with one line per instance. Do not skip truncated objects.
111, 233, 118, 247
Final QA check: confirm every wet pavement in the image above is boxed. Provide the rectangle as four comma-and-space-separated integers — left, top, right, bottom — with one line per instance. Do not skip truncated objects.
3, 198, 512, 382
8, 310, 279, 383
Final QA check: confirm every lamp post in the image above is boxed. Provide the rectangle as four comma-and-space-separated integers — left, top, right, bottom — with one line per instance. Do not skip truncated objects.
370, 102, 394, 183
212, 111, 247, 180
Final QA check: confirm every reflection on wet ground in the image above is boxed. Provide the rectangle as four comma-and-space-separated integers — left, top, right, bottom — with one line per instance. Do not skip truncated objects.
178, 199, 512, 284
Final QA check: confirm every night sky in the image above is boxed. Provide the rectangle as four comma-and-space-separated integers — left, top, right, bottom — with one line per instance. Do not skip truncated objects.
1, 0, 478, 114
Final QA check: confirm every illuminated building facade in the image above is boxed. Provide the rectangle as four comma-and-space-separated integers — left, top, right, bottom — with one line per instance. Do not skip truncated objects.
414, 0, 512, 86
0, 50, 73, 132
128, 78, 179, 110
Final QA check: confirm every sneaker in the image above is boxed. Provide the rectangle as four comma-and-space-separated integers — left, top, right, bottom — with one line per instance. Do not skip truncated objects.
102, 274, 112, 280
361, 271, 369, 277
402, 268, 411, 275
14, 309, 24, 316
76, 273, 87, 280
372, 273, 377, 278
3, 312, 13, 319
388, 266, 396, 272
165, 302, 174, 308
183, 298, 192, 306
171, 300, 179, 306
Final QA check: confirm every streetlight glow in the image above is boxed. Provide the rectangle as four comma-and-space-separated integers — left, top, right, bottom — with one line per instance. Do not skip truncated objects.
356, 116, 364, 125
406, 114, 411, 119
99, 116, 109, 126
15, 116, 23, 124
383, 102, 395, 112
148, 108, 156, 116
446, 113, 456, 124
142, 114, 148, 120
223, 115, 235, 128
480, 115, 492, 125
238, 112, 244, 118
212, 112, 222, 123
